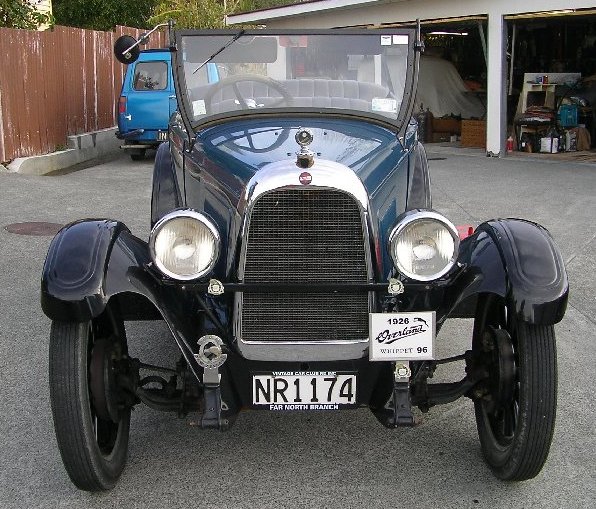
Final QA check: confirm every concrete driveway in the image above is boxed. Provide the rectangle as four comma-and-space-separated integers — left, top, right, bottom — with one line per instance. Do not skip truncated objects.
0, 149, 594, 508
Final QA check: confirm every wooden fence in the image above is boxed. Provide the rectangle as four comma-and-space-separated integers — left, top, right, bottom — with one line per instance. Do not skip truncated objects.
0, 25, 166, 163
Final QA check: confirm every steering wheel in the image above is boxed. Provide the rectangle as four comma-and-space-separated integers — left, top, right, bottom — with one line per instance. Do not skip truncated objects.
226, 126, 291, 154
203, 74, 293, 114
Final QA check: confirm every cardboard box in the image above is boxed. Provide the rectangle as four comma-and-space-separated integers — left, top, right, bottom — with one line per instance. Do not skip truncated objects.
461, 120, 486, 148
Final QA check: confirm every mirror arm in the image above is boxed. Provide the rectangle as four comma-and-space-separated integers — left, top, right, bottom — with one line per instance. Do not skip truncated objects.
120, 22, 170, 57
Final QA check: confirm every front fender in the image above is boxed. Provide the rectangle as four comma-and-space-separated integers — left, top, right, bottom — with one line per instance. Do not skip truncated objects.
442, 218, 568, 325
41, 219, 154, 322
41, 218, 210, 382
482, 218, 568, 324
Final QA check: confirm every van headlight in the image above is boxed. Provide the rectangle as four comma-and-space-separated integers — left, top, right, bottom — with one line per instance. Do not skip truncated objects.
149, 210, 220, 280
389, 210, 459, 281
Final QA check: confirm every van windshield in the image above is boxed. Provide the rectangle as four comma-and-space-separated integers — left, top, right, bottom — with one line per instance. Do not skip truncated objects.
175, 29, 416, 129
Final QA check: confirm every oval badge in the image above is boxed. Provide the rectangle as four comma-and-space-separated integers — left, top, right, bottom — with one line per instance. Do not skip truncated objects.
299, 172, 312, 185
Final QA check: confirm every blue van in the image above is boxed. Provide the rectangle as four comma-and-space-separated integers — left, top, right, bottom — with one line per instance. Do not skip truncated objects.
116, 49, 176, 160
116, 50, 220, 160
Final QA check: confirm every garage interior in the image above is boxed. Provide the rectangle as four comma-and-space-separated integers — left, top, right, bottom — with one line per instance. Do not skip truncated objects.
381, 9, 596, 158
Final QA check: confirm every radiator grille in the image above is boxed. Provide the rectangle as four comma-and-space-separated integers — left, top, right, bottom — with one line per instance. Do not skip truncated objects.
241, 189, 369, 342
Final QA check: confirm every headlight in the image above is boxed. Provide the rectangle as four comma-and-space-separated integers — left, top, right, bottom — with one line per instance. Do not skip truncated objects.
149, 210, 219, 280
389, 210, 459, 281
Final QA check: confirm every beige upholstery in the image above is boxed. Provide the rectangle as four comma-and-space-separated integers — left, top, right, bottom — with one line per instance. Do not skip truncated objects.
193, 78, 389, 114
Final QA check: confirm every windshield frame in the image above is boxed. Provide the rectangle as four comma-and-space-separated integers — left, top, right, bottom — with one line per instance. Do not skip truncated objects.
172, 28, 418, 133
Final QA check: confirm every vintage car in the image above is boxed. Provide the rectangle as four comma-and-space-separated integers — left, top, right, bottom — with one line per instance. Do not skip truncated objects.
42, 26, 568, 491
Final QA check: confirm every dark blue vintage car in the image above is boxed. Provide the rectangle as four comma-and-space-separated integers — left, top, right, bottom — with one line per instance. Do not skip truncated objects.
42, 26, 568, 491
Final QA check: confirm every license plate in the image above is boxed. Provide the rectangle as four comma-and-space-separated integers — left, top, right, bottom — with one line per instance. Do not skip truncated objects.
157, 130, 168, 141
369, 311, 436, 361
252, 372, 357, 409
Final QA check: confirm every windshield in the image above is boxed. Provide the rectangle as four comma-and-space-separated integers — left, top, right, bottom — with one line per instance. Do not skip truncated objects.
175, 29, 416, 129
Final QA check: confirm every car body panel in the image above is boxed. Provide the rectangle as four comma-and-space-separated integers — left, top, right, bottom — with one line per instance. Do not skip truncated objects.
151, 142, 183, 227
478, 219, 568, 324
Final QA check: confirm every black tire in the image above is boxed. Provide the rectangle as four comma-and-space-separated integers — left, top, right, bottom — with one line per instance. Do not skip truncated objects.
49, 319, 130, 491
130, 149, 146, 161
473, 295, 557, 481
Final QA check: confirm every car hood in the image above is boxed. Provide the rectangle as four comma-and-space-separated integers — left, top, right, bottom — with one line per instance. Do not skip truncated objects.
192, 117, 409, 197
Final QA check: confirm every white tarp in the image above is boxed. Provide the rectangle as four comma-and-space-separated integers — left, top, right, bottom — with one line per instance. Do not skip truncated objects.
415, 55, 485, 119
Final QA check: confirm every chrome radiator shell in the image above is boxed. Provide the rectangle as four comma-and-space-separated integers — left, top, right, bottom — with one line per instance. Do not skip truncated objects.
234, 160, 374, 361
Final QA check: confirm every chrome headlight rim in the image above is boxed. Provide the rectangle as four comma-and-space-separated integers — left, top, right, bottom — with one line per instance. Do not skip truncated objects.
388, 210, 460, 282
149, 209, 220, 281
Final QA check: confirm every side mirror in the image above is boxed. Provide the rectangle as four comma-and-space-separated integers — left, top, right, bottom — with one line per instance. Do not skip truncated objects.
114, 35, 140, 64
114, 22, 173, 65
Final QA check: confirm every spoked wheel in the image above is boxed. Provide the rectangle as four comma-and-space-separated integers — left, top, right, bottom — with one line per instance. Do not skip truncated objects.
473, 295, 557, 481
49, 313, 132, 491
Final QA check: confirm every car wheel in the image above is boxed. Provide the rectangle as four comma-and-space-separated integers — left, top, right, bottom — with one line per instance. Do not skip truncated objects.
473, 295, 557, 481
130, 149, 146, 161
48, 315, 131, 491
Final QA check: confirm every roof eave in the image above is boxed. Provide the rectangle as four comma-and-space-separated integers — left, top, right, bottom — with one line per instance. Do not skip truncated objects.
227, 0, 388, 25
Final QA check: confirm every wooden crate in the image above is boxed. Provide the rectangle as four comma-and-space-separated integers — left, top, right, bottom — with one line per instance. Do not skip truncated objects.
461, 120, 486, 148
432, 118, 461, 135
